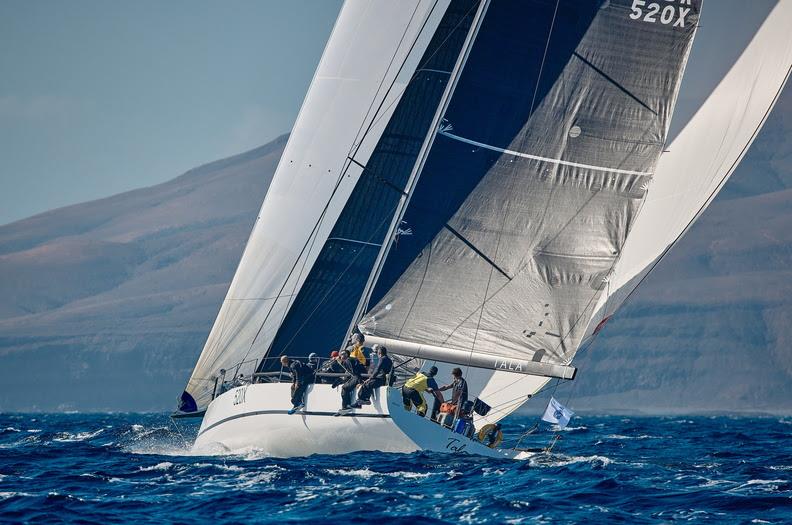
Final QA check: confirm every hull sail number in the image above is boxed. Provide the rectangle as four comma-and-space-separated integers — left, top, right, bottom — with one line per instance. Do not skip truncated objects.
233, 386, 247, 406
629, 0, 691, 27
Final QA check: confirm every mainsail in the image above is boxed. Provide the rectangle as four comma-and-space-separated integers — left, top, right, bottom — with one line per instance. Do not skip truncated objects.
361, 0, 700, 387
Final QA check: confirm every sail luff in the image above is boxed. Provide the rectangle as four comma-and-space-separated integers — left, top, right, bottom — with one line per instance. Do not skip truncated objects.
586, 0, 792, 344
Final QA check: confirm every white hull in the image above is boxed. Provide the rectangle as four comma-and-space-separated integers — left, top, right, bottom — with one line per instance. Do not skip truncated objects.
193, 383, 533, 460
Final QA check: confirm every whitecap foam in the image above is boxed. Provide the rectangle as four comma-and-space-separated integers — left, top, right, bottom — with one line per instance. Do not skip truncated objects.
728, 479, 787, 493
0, 491, 33, 500
324, 467, 431, 480
238, 469, 282, 487
52, 429, 105, 443
138, 461, 175, 472
605, 434, 658, 440
532, 454, 613, 468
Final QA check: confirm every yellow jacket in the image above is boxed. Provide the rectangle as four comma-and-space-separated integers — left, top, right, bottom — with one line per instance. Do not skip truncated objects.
404, 372, 430, 393
349, 344, 366, 366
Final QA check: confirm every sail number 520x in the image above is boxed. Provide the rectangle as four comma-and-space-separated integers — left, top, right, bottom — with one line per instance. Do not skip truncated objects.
629, 0, 691, 27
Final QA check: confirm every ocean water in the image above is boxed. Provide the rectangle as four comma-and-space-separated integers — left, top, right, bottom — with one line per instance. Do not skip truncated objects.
0, 414, 790, 523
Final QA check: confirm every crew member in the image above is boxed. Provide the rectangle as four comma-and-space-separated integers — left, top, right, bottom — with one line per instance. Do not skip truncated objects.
348, 333, 367, 366
353, 345, 392, 407
437, 367, 468, 418
336, 349, 365, 413
281, 355, 313, 414
401, 366, 442, 417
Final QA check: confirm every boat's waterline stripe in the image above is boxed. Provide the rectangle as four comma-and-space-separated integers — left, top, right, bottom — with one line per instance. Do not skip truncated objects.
438, 130, 654, 176
197, 410, 391, 437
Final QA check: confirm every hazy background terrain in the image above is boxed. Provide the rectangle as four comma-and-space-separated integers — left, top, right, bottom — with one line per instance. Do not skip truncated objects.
0, 83, 790, 413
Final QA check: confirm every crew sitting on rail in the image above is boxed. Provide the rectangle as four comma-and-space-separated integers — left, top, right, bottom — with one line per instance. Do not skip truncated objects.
336, 349, 366, 414
281, 356, 314, 415
316, 350, 342, 385
401, 366, 442, 418
437, 367, 468, 417
348, 333, 368, 366
352, 345, 392, 408
306, 352, 320, 371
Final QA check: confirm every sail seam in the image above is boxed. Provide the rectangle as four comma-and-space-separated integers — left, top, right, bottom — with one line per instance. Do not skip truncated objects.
571, 51, 658, 116
443, 224, 512, 280
437, 130, 654, 175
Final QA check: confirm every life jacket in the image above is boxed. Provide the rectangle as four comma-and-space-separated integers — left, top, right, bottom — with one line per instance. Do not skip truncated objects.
404, 372, 430, 392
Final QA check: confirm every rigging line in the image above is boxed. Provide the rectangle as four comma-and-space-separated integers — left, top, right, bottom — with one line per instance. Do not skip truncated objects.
355, 0, 492, 329
618, 63, 792, 312
528, 0, 560, 118
348, 157, 409, 197
233, 2, 443, 371
443, 224, 512, 280
272, 1, 481, 360
345, 0, 430, 159
397, 243, 434, 339
276, 205, 404, 355
348, 0, 447, 160
463, 114, 525, 378
348, 0, 484, 158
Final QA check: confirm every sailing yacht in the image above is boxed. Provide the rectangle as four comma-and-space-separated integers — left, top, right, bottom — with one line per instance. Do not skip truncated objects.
173, 0, 792, 458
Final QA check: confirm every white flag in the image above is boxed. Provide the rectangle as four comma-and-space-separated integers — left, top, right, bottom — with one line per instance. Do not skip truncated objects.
541, 397, 574, 429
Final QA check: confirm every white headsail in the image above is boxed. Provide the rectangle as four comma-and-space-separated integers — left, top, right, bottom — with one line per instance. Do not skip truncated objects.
182, 0, 488, 411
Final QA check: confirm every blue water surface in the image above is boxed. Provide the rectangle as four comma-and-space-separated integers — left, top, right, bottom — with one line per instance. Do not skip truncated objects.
0, 413, 790, 523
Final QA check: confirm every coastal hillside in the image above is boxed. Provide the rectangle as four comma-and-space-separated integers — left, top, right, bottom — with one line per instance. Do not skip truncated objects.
0, 88, 790, 412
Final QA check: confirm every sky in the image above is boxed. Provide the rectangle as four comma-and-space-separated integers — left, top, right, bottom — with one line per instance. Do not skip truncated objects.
0, 0, 777, 226
0, 0, 341, 225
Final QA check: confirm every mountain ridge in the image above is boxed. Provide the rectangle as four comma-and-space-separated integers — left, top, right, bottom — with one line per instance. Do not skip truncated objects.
0, 95, 790, 412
